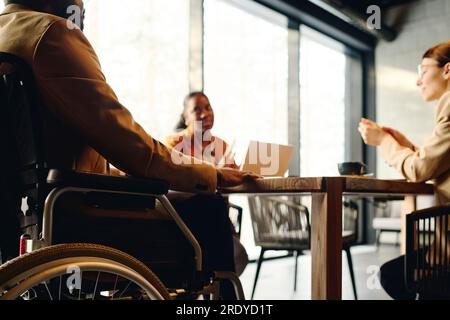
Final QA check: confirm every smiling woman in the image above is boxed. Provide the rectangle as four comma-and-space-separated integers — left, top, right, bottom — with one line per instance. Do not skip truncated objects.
358, 41, 450, 300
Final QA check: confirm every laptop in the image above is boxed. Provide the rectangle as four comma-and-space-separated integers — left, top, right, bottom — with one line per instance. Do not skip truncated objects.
239, 141, 294, 177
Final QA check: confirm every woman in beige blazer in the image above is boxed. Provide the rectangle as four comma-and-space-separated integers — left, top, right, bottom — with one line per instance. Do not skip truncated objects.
359, 41, 450, 300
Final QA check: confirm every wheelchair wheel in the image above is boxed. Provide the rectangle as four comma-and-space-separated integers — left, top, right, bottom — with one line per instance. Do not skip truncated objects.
0, 243, 171, 300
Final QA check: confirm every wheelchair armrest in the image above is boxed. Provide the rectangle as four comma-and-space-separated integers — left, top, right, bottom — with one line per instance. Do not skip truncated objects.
46, 169, 169, 195
41, 170, 203, 266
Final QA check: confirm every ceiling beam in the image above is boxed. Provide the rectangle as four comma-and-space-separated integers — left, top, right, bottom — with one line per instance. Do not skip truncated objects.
321, 0, 397, 41
255, 0, 376, 51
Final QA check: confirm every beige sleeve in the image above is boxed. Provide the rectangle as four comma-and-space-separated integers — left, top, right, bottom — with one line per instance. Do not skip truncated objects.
32, 19, 217, 193
379, 94, 450, 183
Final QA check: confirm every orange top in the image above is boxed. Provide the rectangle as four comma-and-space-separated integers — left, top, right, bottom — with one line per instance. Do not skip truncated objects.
166, 129, 238, 169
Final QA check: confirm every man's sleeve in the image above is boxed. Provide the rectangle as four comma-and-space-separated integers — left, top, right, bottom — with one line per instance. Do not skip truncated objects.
379, 96, 450, 183
32, 19, 217, 193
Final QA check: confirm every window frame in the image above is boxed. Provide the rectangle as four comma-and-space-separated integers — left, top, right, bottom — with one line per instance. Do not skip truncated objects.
193, 0, 375, 177
192, 0, 376, 244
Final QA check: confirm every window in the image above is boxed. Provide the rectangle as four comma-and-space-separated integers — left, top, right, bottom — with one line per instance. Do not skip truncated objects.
204, 0, 289, 162
0, 3, 4, 11
204, 0, 289, 258
299, 26, 363, 177
83, 0, 190, 142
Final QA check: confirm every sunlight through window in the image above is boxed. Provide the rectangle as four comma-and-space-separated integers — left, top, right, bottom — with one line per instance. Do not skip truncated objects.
83, 0, 190, 141
204, 0, 289, 163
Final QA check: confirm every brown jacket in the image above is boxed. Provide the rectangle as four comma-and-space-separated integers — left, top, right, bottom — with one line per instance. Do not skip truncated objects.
0, 4, 217, 193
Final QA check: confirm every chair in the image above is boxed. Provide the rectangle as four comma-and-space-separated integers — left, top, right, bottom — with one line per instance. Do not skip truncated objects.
405, 204, 450, 299
372, 198, 402, 249
0, 52, 244, 300
248, 196, 359, 300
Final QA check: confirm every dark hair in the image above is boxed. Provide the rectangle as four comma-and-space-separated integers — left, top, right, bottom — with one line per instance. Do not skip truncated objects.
175, 92, 208, 131
423, 41, 450, 67
5, 0, 47, 9
5, 0, 84, 30
5, 0, 78, 18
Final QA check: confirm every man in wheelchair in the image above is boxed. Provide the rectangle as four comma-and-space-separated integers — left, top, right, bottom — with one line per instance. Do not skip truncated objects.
0, 0, 259, 300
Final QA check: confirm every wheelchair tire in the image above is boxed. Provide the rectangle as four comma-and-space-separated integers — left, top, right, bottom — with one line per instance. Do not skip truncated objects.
0, 243, 171, 300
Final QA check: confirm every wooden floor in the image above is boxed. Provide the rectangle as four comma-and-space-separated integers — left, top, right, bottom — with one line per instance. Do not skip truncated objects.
240, 243, 401, 300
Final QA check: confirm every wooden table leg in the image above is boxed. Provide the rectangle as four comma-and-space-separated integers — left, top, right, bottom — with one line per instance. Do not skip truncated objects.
401, 195, 417, 254
311, 178, 343, 300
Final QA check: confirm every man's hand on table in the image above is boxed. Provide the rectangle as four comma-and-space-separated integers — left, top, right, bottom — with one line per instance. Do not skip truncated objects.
217, 168, 262, 189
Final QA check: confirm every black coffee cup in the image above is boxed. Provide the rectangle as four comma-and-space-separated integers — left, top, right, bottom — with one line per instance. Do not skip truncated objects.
338, 162, 367, 176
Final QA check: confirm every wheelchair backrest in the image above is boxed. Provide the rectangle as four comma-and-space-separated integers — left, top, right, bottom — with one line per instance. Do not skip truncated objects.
0, 52, 48, 261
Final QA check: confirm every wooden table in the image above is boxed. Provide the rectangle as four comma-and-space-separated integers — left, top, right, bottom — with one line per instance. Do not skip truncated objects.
222, 176, 434, 300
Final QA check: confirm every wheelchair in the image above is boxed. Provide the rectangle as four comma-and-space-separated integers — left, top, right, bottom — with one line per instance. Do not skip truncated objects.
0, 52, 244, 300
